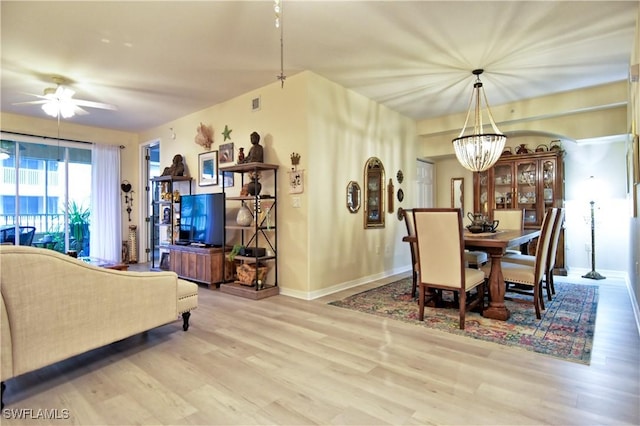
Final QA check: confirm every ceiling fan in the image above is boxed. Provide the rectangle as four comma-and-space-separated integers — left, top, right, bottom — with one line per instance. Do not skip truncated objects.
15, 76, 117, 119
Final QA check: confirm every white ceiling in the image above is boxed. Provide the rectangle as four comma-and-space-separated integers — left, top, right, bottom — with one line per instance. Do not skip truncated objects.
1, 1, 637, 133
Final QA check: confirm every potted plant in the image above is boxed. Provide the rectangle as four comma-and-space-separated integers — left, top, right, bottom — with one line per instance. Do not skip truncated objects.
227, 244, 244, 262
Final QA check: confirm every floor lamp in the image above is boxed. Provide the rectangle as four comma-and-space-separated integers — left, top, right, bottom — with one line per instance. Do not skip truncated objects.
582, 176, 605, 280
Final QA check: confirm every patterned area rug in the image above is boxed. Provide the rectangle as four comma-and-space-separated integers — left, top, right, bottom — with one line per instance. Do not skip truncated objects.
329, 278, 598, 364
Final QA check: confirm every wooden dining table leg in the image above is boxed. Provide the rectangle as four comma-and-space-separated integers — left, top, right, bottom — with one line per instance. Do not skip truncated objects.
482, 252, 511, 320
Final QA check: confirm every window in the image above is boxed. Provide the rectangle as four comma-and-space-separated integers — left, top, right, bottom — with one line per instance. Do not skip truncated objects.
0, 137, 92, 254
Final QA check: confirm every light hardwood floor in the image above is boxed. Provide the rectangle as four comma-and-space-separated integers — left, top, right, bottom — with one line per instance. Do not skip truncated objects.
2, 271, 639, 425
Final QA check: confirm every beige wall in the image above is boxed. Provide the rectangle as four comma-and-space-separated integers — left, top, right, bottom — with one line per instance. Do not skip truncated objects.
305, 73, 417, 296
137, 71, 417, 298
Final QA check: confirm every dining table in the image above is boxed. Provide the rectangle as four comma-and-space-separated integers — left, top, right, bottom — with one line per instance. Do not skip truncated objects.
464, 228, 541, 321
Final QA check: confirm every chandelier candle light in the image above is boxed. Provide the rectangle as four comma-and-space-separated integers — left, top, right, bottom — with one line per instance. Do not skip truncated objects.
452, 69, 506, 172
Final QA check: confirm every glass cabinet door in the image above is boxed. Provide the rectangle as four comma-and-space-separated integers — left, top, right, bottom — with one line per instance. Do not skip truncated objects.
542, 159, 556, 209
492, 163, 514, 210
477, 170, 489, 215
515, 160, 539, 225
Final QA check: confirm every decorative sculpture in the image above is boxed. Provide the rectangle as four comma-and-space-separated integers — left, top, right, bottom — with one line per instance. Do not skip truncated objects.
195, 123, 213, 150
242, 132, 263, 163
161, 154, 185, 176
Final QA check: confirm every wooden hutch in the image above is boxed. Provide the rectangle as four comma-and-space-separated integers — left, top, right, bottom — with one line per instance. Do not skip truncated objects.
473, 149, 566, 274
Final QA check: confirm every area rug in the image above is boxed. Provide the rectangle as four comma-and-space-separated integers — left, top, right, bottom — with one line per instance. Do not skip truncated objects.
329, 278, 598, 364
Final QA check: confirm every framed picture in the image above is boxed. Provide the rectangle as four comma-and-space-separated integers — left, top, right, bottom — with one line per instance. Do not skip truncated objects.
161, 206, 171, 224
288, 170, 304, 194
219, 170, 234, 188
198, 151, 218, 186
219, 142, 234, 163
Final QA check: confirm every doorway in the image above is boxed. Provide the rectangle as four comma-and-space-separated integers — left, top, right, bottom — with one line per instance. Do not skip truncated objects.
416, 159, 434, 208
140, 140, 160, 264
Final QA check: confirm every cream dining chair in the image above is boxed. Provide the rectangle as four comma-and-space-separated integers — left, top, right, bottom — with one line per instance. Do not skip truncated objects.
483, 208, 558, 319
502, 207, 564, 301
493, 208, 524, 254
413, 208, 485, 329
401, 208, 419, 298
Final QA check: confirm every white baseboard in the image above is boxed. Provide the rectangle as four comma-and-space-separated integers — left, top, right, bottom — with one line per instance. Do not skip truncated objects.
278, 266, 411, 300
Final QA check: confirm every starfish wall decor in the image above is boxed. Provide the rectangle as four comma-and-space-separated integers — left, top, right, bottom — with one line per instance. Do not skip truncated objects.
222, 125, 232, 141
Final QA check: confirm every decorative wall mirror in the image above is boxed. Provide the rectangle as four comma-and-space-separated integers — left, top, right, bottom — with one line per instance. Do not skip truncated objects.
451, 177, 464, 211
364, 157, 385, 228
346, 181, 361, 213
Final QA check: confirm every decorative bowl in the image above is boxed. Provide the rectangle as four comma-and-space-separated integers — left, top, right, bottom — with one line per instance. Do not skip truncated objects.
466, 225, 485, 234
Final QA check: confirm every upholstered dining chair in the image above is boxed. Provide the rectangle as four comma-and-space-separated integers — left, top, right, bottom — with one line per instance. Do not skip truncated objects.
401, 208, 418, 298
493, 209, 524, 254
502, 208, 564, 300
485, 208, 558, 319
413, 208, 485, 329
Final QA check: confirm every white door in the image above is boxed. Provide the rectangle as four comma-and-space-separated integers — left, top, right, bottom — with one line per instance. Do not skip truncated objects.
416, 159, 434, 208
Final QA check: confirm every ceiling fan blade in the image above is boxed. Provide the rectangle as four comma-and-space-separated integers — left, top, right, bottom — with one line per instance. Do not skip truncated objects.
72, 99, 118, 111
73, 105, 90, 116
12, 100, 48, 106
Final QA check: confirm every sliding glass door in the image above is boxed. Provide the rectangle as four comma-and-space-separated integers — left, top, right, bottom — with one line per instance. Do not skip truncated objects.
0, 137, 92, 255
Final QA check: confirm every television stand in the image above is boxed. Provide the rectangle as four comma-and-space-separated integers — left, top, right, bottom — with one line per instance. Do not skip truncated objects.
168, 245, 232, 288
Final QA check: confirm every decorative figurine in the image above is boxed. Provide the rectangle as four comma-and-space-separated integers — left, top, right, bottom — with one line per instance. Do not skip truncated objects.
242, 132, 263, 163
161, 154, 185, 176
237, 147, 245, 164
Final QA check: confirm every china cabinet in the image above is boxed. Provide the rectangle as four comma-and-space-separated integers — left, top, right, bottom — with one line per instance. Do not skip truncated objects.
219, 162, 278, 299
150, 175, 192, 270
473, 150, 565, 273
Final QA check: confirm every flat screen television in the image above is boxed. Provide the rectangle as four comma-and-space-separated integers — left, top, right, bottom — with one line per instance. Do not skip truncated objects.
179, 193, 225, 247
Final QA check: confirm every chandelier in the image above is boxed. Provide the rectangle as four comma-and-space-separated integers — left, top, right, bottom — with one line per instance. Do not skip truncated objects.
452, 69, 506, 172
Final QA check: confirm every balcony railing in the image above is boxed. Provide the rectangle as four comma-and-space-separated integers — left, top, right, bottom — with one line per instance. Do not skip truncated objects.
0, 213, 66, 233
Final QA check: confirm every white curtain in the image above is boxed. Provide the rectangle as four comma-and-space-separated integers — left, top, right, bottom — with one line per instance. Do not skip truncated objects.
90, 144, 121, 260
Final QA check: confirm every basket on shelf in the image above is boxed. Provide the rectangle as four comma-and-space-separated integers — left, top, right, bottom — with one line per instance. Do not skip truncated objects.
236, 263, 269, 286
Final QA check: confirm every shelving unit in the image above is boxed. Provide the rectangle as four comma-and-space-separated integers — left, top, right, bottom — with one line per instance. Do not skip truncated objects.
473, 149, 565, 273
219, 162, 278, 299
150, 175, 192, 270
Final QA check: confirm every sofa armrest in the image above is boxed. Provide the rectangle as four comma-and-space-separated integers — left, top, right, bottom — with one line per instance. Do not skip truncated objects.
0, 246, 181, 379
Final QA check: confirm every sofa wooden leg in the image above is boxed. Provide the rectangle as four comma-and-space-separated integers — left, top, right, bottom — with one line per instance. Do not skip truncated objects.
182, 312, 191, 331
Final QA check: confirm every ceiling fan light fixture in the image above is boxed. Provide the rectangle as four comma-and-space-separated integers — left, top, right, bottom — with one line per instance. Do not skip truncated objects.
42, 100, 75, 118
452, 69, 506, 172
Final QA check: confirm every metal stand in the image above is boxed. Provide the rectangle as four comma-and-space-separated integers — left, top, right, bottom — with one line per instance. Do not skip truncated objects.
582, 200, 605, 280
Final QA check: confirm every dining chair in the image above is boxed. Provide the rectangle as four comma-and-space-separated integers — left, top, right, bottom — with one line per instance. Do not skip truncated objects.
493, 208, 524, 254
485, 208, 558, 319
501, 208, 564, 300
401, 208, 419, 298
413, 208, 485, 329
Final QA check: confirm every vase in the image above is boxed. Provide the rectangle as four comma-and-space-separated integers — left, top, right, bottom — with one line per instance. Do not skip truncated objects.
247, 179, 262, 196
128, 225, 138, 263
236, 204, 253, 226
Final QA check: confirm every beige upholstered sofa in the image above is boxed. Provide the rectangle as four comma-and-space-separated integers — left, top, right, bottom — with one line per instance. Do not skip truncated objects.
0, 245, 198, 407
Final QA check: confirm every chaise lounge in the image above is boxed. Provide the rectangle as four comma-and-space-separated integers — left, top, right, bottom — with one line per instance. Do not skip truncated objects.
0, 245, 198, 408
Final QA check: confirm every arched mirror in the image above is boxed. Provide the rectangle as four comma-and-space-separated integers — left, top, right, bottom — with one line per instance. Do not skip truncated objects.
364, 157, 385, 228
346, 181, 361, 213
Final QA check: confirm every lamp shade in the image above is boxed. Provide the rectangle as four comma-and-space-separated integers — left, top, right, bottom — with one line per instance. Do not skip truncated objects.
452, 69, 506, 172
